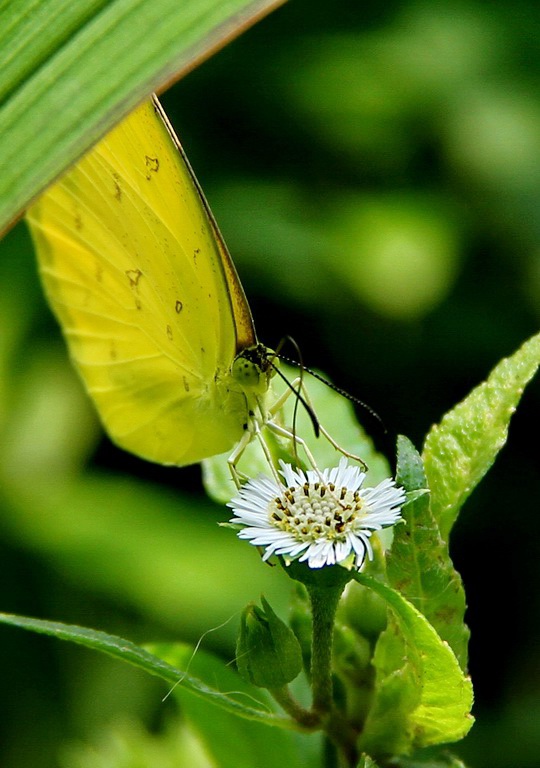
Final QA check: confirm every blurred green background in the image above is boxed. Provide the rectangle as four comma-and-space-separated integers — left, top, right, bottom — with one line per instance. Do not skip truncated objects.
1, 0, 540, 765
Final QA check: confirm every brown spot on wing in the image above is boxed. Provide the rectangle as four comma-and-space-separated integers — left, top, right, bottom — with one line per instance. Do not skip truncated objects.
72, 200, 83, 231
112, 172, 122, 201
126, 269, 143, 287
145, 155, 159, 179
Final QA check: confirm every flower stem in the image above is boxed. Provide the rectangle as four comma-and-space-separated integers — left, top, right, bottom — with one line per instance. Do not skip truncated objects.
308, 581, 359, 766
307, 582, 344, 715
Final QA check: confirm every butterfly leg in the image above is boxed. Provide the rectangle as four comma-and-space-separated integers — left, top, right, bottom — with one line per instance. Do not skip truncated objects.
262, 421, 358, 513
268, 378, 368, 472
227, 428, 254, 488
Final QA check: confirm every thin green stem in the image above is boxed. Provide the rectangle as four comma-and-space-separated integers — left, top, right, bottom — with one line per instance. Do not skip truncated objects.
307, 583, 344, 715
307, 581, 359, 767
269, 685, 320, 728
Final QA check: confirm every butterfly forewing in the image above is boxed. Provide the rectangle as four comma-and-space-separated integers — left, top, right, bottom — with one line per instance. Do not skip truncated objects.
27, 100, 257, 465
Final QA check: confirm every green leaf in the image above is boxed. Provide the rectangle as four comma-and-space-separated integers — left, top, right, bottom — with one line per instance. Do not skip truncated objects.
388, 436, 469, 669
150, 642, 321, 768
0, 612, 296, 730
353, 574, 474, 758
0, 0, 285, 234
423, 331, 540, 540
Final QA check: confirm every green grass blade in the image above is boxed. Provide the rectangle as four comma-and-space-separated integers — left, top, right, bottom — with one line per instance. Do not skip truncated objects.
0, 0, 285, 234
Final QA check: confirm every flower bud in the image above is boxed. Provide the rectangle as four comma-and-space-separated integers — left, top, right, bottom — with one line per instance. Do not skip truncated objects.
236, 597, 302, 689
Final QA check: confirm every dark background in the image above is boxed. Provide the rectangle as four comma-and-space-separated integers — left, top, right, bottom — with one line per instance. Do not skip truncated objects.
1, 0, 539, 765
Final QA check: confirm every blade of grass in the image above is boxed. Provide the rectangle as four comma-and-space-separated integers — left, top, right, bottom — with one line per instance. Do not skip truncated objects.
0, 0, 285, 234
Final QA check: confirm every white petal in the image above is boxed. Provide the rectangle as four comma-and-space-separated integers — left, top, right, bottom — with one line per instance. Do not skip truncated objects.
299, 542, 325, 568
334, 538, 352, 563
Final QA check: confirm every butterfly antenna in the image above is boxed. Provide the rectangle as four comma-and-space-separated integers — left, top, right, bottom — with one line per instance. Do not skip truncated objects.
267, 357, 321, 440
275, 338, 387, 436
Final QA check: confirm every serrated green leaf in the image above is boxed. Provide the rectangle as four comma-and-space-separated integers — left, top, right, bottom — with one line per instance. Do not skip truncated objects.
0, 0, 285, 233
423, 331, 540, 541
388, 436, 469, 669
358, 611, 422, 757
0, 613, 296, 730
353, 574, 474, 758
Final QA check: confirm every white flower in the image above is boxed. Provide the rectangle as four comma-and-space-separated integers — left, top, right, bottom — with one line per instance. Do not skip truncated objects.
228, 458, 406, 570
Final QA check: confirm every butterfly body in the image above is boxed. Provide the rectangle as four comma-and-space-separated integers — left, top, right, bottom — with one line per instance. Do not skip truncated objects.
27, 99, 273, 467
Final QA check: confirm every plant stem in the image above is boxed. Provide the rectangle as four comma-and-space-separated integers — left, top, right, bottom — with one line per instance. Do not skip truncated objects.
269, 686, 320, 728
308, 581, 359, 766
308, 582, 344, 715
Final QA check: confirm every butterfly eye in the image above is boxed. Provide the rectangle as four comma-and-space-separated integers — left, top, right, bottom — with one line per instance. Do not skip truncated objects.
232, 346, 274, 395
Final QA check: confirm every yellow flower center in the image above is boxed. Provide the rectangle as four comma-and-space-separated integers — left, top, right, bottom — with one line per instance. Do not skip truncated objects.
268, 482, 365, 542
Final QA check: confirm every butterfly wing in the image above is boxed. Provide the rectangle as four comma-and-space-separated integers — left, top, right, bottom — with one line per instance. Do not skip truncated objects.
26, 99, 257, 466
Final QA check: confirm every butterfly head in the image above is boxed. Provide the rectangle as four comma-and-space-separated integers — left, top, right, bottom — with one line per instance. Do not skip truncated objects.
232, 344, 276, 396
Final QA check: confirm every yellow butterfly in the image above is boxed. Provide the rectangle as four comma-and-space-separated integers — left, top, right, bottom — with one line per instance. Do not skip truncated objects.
26, 97, 276, 473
